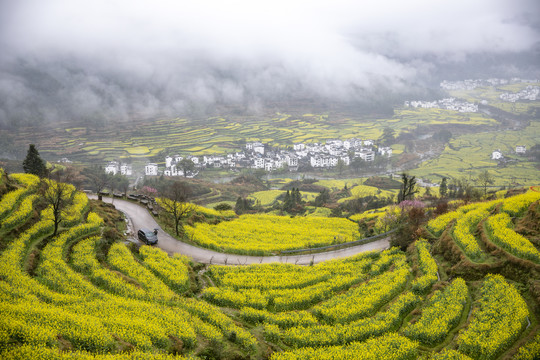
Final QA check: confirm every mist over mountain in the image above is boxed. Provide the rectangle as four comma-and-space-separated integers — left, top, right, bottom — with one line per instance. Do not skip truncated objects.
0, 0, 539, 128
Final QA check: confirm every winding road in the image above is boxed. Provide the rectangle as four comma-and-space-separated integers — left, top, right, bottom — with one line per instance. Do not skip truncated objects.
90, 196, 390, 265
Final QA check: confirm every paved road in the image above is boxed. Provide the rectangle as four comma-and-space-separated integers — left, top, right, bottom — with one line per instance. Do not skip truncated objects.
90, 196, 390, 265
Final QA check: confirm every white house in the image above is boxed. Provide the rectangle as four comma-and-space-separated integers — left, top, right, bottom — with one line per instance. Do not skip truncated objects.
356, 150, 375, 162
293, 143, 305, 151
516, 145, 526, 155
326, 139, 343, 147
145, 163, 158, 176
327, 146, 341, 156
310, 156, 323, 168
378, 147, 393, 157
362, 139, 374, 147
264, 162, 273, 172
328, 157, 338, 167
253, 158, 265, 169
491, 150, 503, 160
120, 164, 132, 176
287, 156, 298, 167
310, 155, 335, 168
340, 155, 350, 166
165, 156, 173, 168
253, 143, 265, 155
105, 162, 119, 175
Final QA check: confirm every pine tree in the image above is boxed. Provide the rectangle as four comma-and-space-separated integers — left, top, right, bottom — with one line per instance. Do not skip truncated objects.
283, 190, 292, 212
235, 196, 244, 214
294, 188, 302, 203
439, 177, 448, 197
23, 144, 47, 177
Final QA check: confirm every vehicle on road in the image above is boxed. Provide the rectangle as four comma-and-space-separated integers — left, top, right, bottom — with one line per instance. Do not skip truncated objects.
137, 228, 158, 245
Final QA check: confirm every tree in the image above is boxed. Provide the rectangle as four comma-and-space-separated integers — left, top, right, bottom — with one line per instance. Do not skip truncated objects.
433, 129, 452, 143
41, 170, 75, 236
336, 158, 346, 175
380, 127, 396, 146
330, 206, 342, 217
234, 197, 253, 214
111, 173, 129, 195
314, 189, 330, 207
294, 188, 302, 203
214, 203, 232, 211
390, 204, 426, 250
82, 166, 110, 201
158, 181, 194, 236
109, 173, 129, 203
116, 175, 130, 196
439, 177, 448, 197
282, 188, 303, 213
350, 157, 364, 174
397, 173, 418, 203
476, 170, 494, 196
178, 158, 195, 177
283, 190, 292, 212
23, 144, 47, 177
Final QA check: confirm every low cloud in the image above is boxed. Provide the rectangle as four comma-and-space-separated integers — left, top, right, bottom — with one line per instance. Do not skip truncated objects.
0, 0, 538, 126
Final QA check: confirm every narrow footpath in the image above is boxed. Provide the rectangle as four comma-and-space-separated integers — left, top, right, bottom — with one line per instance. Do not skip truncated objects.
90, 196, 390, 265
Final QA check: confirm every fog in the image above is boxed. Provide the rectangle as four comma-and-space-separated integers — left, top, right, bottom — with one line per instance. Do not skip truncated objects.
0, 0, 539, 127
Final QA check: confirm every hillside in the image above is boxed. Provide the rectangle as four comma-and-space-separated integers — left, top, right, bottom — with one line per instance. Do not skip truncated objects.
0, 170, 539, 359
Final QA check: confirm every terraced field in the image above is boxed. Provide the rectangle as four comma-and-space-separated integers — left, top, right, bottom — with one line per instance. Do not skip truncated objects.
413, 121, 540, 185
449, 82, 540, 115
183, 214, 361, 255
11, 106, 499, 164
1, 170, 539, 359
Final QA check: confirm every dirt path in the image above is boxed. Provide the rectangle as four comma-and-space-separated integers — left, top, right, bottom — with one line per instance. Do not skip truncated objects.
89, 196, 390, 265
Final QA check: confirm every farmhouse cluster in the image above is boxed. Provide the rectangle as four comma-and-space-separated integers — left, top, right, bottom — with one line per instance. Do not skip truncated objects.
142, 138, 392, 176
403, 98, 478, 113
491, 145, 527, 161
104, 161, 133, 176
439, 77, 539, 91
499, 86, 539, 102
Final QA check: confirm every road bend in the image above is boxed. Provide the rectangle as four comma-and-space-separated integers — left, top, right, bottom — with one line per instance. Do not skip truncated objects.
89, 196, 390, 265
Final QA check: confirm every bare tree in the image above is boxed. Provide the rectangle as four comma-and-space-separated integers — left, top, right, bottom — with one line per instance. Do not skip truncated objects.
397, 173, 418, 203
41, 170, 75, 236
157, 181, 194, 236
82, 165, 110, 200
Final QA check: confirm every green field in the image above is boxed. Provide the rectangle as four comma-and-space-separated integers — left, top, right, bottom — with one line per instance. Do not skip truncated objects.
412, 121, 540, 185
5, 83, 540, 192
449, 82, 540, 115
10, 101, 502, 164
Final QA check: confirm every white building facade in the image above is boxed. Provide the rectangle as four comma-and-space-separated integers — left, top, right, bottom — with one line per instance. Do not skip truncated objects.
145, 163, 158, 176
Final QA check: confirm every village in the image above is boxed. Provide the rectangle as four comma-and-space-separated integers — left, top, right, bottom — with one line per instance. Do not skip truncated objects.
102, 140, 530, 179
100, 77, 539, 179
103, 138, 393, 178
499, 85, 540, 102
439, 77, 539, 91
403, 98, 479, 112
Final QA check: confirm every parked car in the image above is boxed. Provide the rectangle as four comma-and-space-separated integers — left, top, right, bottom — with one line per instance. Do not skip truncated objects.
137, 228, 158, 245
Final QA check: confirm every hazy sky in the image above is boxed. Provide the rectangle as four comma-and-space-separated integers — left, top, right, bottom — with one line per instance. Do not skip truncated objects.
0, 0, 539, 125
